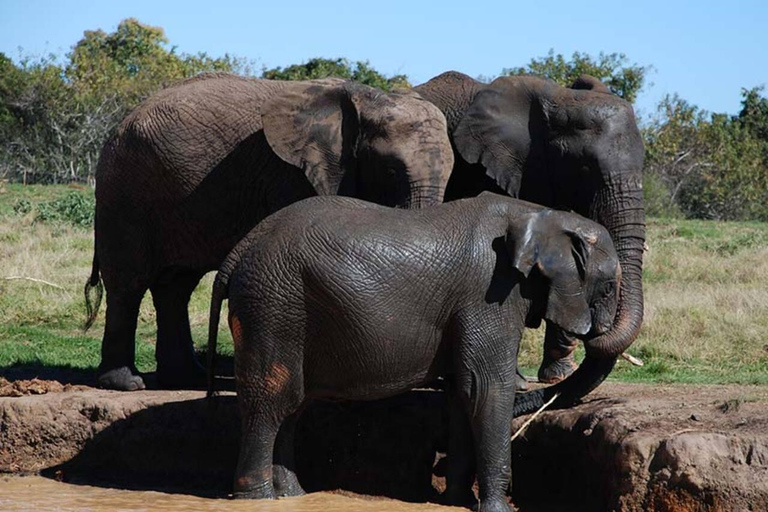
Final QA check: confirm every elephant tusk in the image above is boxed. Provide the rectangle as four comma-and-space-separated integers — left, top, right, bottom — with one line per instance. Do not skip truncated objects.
511, 392, 560, 441
621, 352, 644, 367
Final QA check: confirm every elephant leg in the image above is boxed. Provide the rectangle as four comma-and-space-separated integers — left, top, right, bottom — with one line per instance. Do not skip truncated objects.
97, 285, 147, 391
272, 409, 305, 497
538, 326, 579, 384
235, 386, 303, 499
442, 382, 477, 508
234, 423, 279, 500
150, 270, 205, 389
469, 387, 515, 512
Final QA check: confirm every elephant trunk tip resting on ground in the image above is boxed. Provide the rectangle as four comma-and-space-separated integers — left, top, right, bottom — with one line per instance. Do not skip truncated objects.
414, 70, 645, 408
205, 193, 621, 512
83, 72, 454, 391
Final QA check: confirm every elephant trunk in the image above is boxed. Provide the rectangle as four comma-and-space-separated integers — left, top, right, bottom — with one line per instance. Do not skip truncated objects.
512, 176, 645, 418
584, 177, 645, 358
405, 180, 447, 209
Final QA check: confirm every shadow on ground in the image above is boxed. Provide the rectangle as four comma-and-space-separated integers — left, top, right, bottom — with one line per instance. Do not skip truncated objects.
43, 390, 449, 503
0, 351, 236, 391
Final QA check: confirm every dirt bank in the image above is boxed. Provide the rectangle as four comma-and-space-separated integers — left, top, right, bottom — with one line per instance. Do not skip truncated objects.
1, 381, 766, 511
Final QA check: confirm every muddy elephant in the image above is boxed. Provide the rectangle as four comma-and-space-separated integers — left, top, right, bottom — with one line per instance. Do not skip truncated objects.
414, 72, 645, 409
206, 192, 621, 512
84, 73, 454, 391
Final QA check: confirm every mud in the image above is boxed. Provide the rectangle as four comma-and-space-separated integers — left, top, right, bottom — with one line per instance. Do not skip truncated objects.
0, 475, 458, 512
0, 382, 766, 512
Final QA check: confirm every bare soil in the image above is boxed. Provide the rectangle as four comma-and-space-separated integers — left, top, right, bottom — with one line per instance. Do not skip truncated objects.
0, 380, 766, 512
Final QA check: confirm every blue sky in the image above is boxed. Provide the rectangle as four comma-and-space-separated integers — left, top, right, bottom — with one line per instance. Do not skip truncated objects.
1, 0, 766, 119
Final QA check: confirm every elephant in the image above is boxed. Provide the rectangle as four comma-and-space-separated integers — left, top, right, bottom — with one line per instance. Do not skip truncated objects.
84, 73, 454, 391
206, 192, 621, 512
414, 71, 645, 407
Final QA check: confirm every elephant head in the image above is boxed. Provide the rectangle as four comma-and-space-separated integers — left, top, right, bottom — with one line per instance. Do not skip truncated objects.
506, 208, 621, 340
262, 79, 454, 208
415, 72, 645, 409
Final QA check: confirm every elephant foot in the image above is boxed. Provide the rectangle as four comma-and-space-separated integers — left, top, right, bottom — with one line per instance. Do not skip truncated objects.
233, 478, 277, 500
273, 466, 305, 497
232, 488, 277, 500
537, 353, 578, 384
96, 366, 146, 391
473, 496, 513, 512
156, 358, 207, 390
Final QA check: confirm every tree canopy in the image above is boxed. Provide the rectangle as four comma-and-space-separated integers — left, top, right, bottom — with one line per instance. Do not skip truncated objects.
643, 88, 768, 221
503, 49, 650, 104
261, 57, 410, 91
0, 19, 243, 183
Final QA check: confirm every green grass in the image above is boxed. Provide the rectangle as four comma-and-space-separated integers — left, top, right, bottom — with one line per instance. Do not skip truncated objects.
1, 184, 766, 385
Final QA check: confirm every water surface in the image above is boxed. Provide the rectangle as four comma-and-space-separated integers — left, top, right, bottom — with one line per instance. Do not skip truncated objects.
0, 476, 458, 512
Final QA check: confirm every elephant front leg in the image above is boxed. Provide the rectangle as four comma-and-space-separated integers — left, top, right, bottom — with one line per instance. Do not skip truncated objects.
151, 271, 206, 389
470, 386, 515, 512
538, 324, 579, 384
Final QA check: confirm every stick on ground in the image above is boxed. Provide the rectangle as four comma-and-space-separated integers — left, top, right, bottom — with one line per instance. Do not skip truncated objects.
511, 392, 560, 441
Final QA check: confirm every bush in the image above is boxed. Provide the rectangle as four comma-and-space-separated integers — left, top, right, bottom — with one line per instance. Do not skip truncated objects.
13, 191, 95, 226
12, 198, 32, 216
643, 172, 681, 218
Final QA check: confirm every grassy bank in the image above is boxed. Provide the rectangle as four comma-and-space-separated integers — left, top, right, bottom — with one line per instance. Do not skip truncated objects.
1, 184, 767, 385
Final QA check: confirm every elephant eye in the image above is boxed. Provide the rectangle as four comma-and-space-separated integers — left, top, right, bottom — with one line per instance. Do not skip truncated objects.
603, 281, 615, 297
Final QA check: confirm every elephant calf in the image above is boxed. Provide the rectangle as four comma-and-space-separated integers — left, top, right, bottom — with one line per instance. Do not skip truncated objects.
206, 192, 621, 512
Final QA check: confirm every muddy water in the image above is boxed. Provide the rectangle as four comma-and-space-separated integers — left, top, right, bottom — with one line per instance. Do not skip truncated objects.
0, 476, 458, 512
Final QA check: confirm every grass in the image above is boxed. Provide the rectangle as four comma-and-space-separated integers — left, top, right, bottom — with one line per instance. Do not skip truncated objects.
1, 183, 767, 385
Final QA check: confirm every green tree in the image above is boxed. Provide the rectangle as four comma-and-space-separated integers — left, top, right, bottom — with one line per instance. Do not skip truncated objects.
644, 90, 768, 221
262, 57, 410, 90
1, 18, 248, 183
67, 18, 246, 104
503, 49, 650, 104
737, 86, 768, 142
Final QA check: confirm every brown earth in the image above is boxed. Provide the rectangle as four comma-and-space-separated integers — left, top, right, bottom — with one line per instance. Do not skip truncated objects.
0, 381, 766, 512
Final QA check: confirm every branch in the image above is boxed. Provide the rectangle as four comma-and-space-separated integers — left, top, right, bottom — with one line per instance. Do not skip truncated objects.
621, 352, 644, 367
1, 276, 66, 290
511, 392, 560, 441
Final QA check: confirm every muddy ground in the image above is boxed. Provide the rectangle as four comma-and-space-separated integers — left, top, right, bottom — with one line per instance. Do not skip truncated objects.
1, 377, 766, 512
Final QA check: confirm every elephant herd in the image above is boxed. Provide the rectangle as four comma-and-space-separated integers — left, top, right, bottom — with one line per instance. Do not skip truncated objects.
83, 70, 645, 511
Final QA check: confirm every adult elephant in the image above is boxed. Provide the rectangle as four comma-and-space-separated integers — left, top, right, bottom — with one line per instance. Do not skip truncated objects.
414, 72, 645, 411
85, 73, 454, 391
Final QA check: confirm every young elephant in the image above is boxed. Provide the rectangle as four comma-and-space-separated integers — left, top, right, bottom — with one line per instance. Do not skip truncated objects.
207, 192, 620, 512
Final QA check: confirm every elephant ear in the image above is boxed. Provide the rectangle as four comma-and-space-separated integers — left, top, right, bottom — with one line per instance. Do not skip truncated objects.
505, 210, 594, 336
570, 74, 612, 95
452, 77, 544, 197
262, 79, 359, 196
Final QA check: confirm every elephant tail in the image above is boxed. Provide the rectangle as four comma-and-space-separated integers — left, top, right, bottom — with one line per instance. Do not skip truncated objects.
206, 271, 230, 398
83, 247, 103, 332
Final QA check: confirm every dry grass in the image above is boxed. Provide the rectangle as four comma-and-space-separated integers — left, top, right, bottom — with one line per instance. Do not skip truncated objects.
1, 185, 767, 384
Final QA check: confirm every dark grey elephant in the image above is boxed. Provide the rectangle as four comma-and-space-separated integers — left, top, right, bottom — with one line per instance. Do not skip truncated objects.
206, 193, 621, 511
414, 72, 645, 408
84, 73, 454, 391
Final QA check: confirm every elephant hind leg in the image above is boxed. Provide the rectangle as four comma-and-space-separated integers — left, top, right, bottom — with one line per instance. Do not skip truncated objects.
273, 409, 305, 497
97, 282, 148, 391
150, 269, 206, 389
235, 392, 304, 499
234, 331, 306, 500
441, 381, 478, 508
